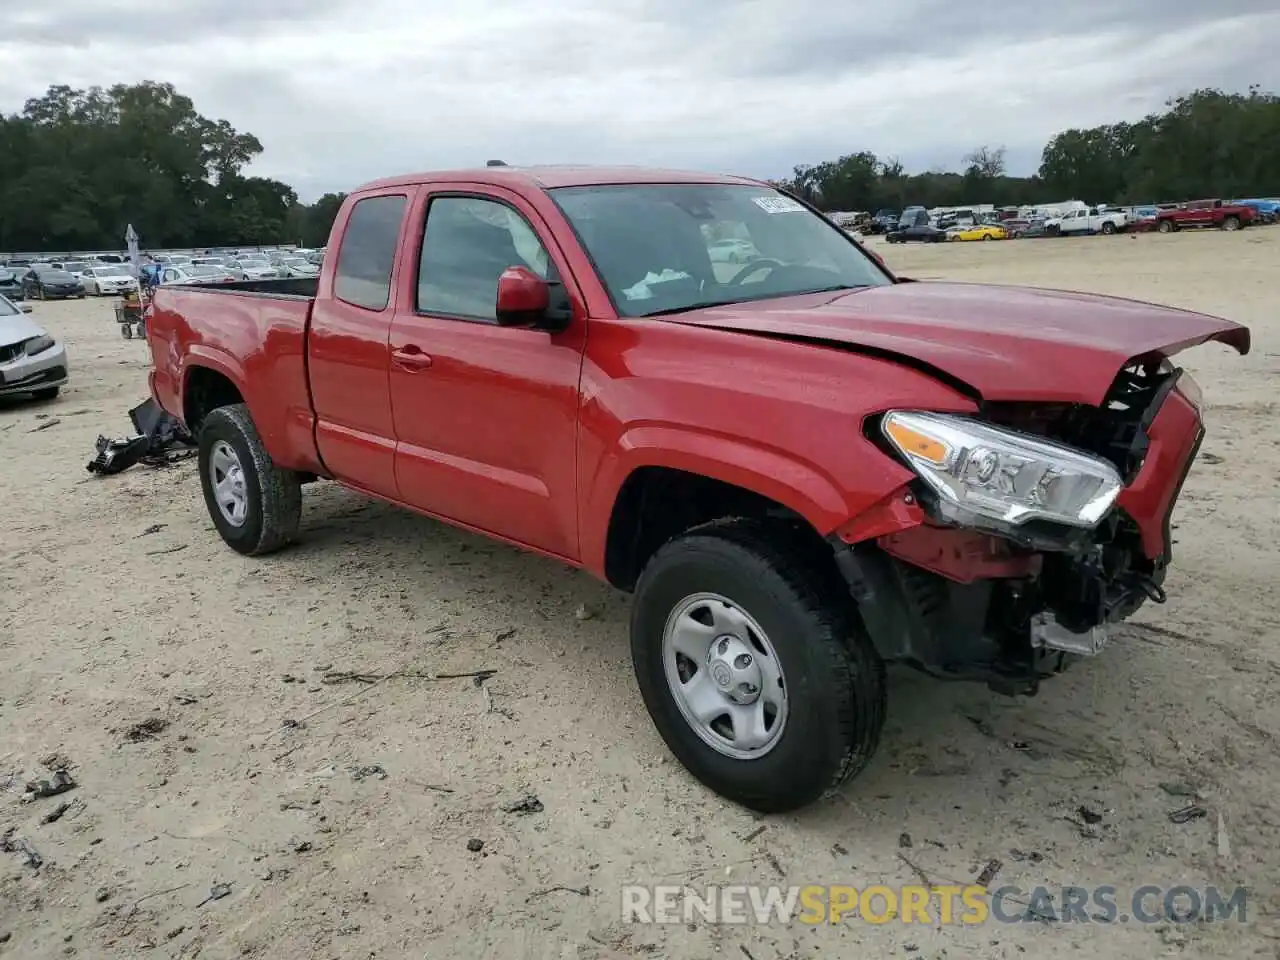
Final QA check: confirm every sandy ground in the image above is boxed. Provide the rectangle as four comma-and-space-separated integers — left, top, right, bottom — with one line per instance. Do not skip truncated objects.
2, 229, 1278, 960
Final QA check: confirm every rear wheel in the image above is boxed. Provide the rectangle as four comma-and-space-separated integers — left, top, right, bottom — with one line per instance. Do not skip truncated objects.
1158, 219, 1174, 233
1222, 215, 1241, 231
1101, 221, 1116, 235
197, 403, 302, 556
630, 519, 885, 813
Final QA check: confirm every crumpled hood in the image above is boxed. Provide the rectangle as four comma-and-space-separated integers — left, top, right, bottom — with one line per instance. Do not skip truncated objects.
666, 281, 1251, 405
0, 312, 46, 349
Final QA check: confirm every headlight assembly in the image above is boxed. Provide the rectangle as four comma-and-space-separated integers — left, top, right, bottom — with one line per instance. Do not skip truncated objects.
23, 335, 55, 356
881, 410, 1123, 529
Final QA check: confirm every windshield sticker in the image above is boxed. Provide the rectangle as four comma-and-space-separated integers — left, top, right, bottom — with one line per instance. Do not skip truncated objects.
752, 196, 806, 214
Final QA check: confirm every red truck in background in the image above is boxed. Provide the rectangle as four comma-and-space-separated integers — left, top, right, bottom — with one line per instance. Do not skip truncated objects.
1156, 198, 1256, 232
145, 165, 1250, 813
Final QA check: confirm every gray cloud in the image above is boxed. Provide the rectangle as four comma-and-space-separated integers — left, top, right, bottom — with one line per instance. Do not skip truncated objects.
2, 0, 1277, 199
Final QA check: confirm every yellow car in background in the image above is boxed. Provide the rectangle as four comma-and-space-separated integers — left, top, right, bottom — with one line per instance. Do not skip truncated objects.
947, 223, 1009, 241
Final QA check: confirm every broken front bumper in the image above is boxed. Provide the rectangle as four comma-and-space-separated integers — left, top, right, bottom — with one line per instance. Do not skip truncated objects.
831, 374, 1205, 694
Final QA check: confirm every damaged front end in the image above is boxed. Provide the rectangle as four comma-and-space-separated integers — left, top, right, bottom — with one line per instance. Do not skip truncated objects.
833, 358, 1203, 695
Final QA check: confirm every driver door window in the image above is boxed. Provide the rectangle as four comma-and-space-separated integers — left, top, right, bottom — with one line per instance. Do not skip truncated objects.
417, 196, 555, 322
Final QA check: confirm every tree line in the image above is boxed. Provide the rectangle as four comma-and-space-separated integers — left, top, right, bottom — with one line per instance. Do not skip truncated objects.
1, 82, 1276, 253
777, 86, 1279, 213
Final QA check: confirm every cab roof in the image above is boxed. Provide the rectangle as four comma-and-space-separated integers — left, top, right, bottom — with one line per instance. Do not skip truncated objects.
355, 164, 768, 193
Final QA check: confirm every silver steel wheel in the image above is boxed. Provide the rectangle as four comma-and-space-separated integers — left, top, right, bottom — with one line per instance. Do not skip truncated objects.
208, 440, 249, 527
662, 592, 788, 760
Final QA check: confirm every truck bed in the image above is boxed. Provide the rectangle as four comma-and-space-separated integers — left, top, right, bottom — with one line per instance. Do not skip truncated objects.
147, 278, 323, 475
171, 276, 319, 298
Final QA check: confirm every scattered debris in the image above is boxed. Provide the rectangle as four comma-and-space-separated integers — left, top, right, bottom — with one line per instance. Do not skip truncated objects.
95, 887, 111, 903
740, 946, 758, 960
526, 884, 589, 901
320, 667, 496, 685
2, 827, 43, 869
831, 843, 849, 856
976, 859, 1003, 887
1159, 781, 1199, 798
1199, 452, 1224, 465
29, 418, 61, 432
897, 852, 932, 887
134, 524, 167, 538
466, 838, 485, 853
405, 779, 454, 794
351, 765, 387, 781
1076, 805, 1104, 825
1168, 804, 1208, 824
1217, 812, 1231, 858
145, 544, 188, 557
124, 717, 169, 742
1009, 848, 1044, 864
24, 769, 77, 799
39, 801, 72, 824
86, 398, 195, 476
964, 715, 995, 737
494, 628, 517, 643
574, 604, 597, 622
741, 825, 767, 843
898, 832, 913, 849
292, 840, 313, 853
504, 794, 544, 815
195, 882, 233, 908
173, 694, 200, 705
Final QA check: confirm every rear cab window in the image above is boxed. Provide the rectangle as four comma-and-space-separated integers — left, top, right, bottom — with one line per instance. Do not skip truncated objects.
334, 194, 409, 310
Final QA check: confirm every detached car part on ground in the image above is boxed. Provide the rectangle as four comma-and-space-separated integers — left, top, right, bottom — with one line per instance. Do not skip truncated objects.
0, 294, 68, 400
143, 167, 1251, 814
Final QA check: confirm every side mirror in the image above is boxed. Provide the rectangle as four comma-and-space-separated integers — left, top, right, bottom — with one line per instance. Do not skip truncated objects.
19, 302, 33, 313
495, 265, 554, 328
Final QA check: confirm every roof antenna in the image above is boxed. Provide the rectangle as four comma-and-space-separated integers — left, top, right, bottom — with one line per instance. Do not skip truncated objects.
486, 159, 507, 167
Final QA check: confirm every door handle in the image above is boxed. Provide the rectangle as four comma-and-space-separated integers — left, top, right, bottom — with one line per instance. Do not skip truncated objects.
392, 345, 433, 370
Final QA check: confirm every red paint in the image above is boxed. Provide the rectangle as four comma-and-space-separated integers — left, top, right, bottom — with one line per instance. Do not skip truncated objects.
1115, 384, 1204, 561
145, 165, 1251, 582
878, 526, 1043, 583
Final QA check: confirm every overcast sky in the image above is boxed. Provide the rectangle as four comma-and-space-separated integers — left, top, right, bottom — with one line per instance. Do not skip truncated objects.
3, 1, 1278, 201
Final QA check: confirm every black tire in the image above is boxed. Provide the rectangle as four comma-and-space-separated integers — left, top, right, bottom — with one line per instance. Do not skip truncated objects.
1158, 219, 1174, 234
630, 518, 885, 813
1222, 215, 1240, 231
1101, 221, 1116, 235
197, 403, 302, 556
32, 387, 59, 401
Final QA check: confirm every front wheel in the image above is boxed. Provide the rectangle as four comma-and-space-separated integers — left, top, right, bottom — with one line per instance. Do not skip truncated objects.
1101, 221, 1116, 235
630, 519, 885, 813
197, 403, 302, 556
1158, 219, 1174, 233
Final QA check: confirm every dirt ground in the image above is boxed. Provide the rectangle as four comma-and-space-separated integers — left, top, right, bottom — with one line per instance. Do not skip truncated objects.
2, 229, 1278, 960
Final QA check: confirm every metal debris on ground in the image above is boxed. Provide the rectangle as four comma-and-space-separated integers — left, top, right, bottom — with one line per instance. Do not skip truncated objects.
466, 838, 484, 853
504, 794, 544, 815
85, 398, 195, 476
29, 418, 61, 432
39, 801, 72, 824
24, 769, 77, 800
2, 827, 43, 869
976, 858, 1003, 887
1168, 804, 1208, 824
526, 884, 589, 901
195, 882, 233, 908
350, 765, 387, 781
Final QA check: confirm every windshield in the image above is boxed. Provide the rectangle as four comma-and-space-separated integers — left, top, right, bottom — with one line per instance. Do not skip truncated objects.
188, 265, 222, 277
549, 183, 890, 318
0, 296, 18, 315
93, 266, 130, 277
282, 258, 310, 267
240, 258, 269, 267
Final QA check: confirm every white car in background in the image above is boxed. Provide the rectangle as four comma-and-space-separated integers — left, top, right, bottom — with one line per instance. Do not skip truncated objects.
81, 264, 140, 296
158, 264, 238, 286
226, 257, 280, 281
707, 238, 759, 264
0, 294, 68, 401
277, 256, 319, 278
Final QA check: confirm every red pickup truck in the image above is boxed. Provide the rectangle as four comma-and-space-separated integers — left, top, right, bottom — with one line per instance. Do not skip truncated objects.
146, 165, 1250, 813
1155, 198, 1256, 232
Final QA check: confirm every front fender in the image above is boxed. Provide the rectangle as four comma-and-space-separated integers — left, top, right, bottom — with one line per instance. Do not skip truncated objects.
580, 424, 852, 576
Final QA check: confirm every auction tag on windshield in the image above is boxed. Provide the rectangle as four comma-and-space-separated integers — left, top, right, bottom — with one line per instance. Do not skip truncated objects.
752, 196, 806, 214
